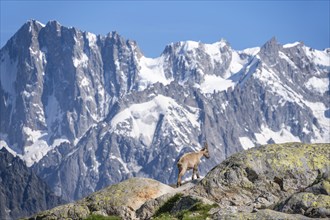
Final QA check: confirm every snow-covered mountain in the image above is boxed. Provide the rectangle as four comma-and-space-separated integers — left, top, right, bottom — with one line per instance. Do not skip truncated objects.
1, 20, 329, 201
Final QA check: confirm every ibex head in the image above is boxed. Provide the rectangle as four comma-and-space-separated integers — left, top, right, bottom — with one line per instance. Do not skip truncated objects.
201, 142, 210, 159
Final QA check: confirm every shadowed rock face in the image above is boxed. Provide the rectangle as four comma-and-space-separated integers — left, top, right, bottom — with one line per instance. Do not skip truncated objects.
0, 148, 64, 220
275, 192, 330, 218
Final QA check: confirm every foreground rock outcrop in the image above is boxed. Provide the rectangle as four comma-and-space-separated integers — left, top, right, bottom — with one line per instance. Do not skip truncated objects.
190, 142, 330, 218
29, 143, 330, 219
28, 177, 176, 219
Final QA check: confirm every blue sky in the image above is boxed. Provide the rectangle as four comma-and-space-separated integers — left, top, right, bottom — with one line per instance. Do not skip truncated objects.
1, 1, 329, 57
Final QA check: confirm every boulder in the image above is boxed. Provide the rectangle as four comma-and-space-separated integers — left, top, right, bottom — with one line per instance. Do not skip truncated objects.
30, 177, 174, 219
275, 192, 330, 218
212, 209, 313, 220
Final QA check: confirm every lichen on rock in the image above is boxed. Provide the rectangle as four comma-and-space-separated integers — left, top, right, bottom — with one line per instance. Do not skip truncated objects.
190, 143, 330, 217
30, 177, 175, 219
275, 192, 330, 218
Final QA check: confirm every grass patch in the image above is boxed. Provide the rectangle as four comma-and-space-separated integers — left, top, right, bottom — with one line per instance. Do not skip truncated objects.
154, 194, 218, 220
154, 193, 184, 217
153, 213, 178, 220
84, 214, 121, 220
177, 202, 218, 220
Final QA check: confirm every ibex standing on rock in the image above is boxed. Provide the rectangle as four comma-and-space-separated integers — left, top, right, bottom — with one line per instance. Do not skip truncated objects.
177, 142, 210, 187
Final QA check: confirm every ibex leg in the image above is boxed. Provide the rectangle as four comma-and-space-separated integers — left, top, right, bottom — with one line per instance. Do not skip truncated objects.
177, 168, 186, 187
193, 165, 200, 179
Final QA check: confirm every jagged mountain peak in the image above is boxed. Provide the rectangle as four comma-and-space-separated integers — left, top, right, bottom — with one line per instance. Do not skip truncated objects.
103, 30, 141, 53
260, 36, 281, 55
158, 38, 238, 85
260, 37, 308, 56
44, 20, 80, 34
106, 30, 122, 39
46, 20, 61, 27
162, 38, 231, 55
2, 20, 140, 56
2, 19, 44, 50
18, 19, 44, 31
25, 19, 45, 29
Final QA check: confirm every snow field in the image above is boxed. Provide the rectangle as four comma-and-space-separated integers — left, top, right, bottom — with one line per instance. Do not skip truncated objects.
110, 95, 200, 147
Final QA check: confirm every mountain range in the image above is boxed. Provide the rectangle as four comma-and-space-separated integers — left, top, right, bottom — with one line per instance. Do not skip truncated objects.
0, 19, 329, 204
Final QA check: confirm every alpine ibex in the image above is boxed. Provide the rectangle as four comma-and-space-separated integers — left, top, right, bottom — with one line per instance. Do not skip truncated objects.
177, 142, 210, 187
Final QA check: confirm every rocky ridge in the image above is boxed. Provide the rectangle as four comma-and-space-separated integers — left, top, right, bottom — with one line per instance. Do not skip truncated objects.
29, 143, 330, 219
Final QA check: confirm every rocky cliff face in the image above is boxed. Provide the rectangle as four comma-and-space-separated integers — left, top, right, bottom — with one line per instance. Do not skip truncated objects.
29, 143, 330, 220
0, 148, 63, 220
1, 20, 329, 202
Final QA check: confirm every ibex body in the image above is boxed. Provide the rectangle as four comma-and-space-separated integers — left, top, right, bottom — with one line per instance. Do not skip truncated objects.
177, 143, 210, 187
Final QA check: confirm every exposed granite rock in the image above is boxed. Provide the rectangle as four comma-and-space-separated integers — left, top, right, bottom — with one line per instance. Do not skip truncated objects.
305, 172, 330, 195
190, 143, 330, 215
138, 143, 330, 219
136, 193, 174, 219
212, 209, 313, 220
274, 192, 330, 218
29, 177, 174, 219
